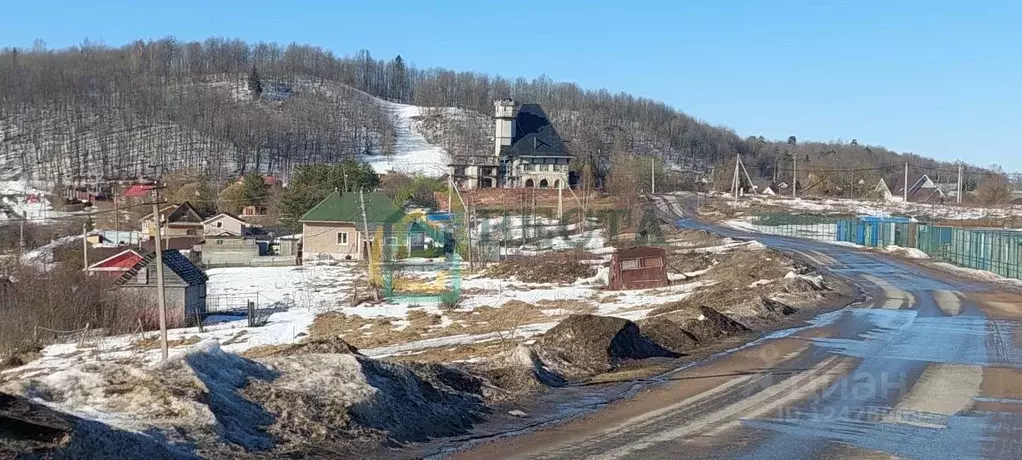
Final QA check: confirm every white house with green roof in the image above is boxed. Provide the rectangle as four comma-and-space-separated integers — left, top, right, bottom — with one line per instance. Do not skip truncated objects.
299, 191, 425, 261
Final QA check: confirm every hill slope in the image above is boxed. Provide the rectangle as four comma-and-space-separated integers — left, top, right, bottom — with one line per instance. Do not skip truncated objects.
0, 38, 981, 192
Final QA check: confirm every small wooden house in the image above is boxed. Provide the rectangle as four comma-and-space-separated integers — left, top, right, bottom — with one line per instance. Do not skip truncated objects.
608, 246, 668, 290
115, 250, 208, 329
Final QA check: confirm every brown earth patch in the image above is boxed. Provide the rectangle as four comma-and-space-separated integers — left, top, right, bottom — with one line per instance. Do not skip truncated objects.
133, 335, 202, 350
485, 250, 599, 284
966, 292, 1022, 319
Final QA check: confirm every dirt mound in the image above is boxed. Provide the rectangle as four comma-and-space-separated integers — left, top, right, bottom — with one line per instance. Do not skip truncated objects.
0, 392, 196, 459
534, 314, 679, 379
485, 250, 597, 284
680, 307, 749, 342
637, 318, 700, 353
477, 346, 567, 396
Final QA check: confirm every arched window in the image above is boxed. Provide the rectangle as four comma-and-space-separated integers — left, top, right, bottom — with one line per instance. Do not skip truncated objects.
553, 179, 561, 189
539, 179, 549, 189
525, 179, 535, 188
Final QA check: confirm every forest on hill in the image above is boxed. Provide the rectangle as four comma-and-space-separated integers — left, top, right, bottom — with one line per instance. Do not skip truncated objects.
0, 37, 982, 192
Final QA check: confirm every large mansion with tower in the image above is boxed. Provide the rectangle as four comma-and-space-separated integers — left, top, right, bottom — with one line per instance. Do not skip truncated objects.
448, 99, 573, 189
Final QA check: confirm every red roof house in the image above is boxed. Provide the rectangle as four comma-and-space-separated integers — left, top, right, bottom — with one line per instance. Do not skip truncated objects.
122, 184, 156, 198
86, 249, 145, 275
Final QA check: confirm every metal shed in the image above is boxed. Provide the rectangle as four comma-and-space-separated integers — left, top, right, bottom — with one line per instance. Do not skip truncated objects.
608, 246, 669, 290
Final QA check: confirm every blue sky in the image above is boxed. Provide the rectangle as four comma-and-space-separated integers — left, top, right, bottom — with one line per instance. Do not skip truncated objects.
3, 0, 1020, 170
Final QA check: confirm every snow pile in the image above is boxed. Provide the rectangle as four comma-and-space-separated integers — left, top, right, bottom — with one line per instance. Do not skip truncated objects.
3, 340, 276, 450
883, 245, 930, 259
364, 101, 451, 177
784, 271, 826, 290
20, 235, 81, 267
3, 339, 488, 454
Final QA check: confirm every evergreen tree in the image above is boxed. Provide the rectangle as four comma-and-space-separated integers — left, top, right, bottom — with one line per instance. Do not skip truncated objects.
241, 173, 270, 207
193, 180, 218, 217
247, 65, 262, 100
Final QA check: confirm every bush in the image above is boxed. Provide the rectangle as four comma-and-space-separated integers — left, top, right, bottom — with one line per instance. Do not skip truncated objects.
395, 246, 409, 259
439, 291, 461, 310
0, 262, 140, 356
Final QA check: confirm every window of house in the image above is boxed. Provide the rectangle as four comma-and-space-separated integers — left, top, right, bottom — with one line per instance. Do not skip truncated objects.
216, 221, 223, 228
642, 257, 663, 268
337, 232, 348, 245
385, 236, 398, 246
186, 229, 197, 236
621, 259, 640, 270
216, 239, 223, 245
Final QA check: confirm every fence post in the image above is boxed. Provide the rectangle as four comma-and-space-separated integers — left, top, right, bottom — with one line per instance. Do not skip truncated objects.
33, 325, 38, 343
247, 301, 255, 328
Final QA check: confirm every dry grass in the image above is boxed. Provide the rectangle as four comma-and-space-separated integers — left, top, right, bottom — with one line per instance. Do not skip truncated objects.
0, 346, 43, 372
307, 311, 434, 349
133, 335, 202, 350
389, 342, 505, 364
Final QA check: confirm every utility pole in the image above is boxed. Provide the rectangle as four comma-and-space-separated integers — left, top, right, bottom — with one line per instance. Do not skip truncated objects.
957, 164, 963, 204
358, 188, 373, 268
792, 154, 798, 197
466, 201, 473, 273
501, 193, 508, 261
81, 223, 88, 271
18, 217, 24, 264
651, 158, 656, 195
732, 154, 741, 206
447, 175, 453, 213
739, 155, 756, 195
904, 162, 909, 203
557, 181, 563, 220
450, 183, 474, 272
151, 189, 169, 361
520, 190, 526, 246
357, 188, 380, 300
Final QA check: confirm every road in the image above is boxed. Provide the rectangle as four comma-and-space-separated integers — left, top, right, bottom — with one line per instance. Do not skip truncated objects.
449, 193, 1022, 459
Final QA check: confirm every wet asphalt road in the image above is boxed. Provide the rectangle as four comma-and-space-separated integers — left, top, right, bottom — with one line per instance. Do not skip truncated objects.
450, 194, 1022, 459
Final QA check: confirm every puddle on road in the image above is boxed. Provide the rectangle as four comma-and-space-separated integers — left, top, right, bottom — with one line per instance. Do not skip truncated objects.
741, 410, 989, 460
809, 310, 1022, 367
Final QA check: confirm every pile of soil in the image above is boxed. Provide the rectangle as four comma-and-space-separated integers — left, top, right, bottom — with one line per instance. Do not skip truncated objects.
680, 307, 750, 342
636, 318, 700, 354
476, 346, 566, 397
534, 314, 679, 379
485, 250, 598, 283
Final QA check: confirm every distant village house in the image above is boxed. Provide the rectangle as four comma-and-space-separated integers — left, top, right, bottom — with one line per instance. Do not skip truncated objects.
449, 100, 573, 190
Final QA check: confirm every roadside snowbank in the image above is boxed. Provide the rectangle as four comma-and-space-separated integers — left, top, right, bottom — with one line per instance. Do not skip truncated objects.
2, 339, 487, 455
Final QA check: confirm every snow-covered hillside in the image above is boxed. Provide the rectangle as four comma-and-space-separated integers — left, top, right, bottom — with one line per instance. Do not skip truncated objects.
362, 101, 453, 177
